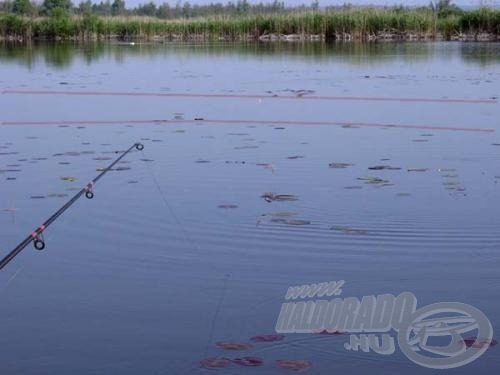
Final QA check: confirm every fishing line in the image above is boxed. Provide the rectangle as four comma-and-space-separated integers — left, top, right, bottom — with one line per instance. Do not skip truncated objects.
0, 142, 144, 271
3, 89, 497, 104
1, 118, 494, 133
0, 266, 23, 294
138, 148, 232, 360
204, 273, 231, 357
139, 149, 201, 254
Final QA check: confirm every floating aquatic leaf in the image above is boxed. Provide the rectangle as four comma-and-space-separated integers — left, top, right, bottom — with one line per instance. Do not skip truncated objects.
407, 168, 429, 172
276, 360, 312, 371
285, 219, 311, 226
316, 329, 346, 335
261, 193, 298, 203
234, 145, 259, 150
270, 218, 287, 224
343, 186, 363, 190
30, 195, 46, 199
287, 155, 304, 160
461, 337, 497, 349
195, 160, 210, 163
200, 357, 232, 369
368, 165, 401, 170
61, 176, 77, 182
329, 162, 354, 169
93, 157, 112, 161
250, 334, 284, 342
233, 357, 264, 367
438, 168, 456, 172
357, 177, 388, 185
270, 212, 297, 218
330, 226, 368, 235
218, 204, 238, 209
396, 193, 411, 197
216, 341, 253, 350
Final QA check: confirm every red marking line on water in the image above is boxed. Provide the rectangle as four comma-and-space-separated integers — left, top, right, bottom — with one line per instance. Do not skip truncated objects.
2, 89, 497, 104
0, 118, 495, 133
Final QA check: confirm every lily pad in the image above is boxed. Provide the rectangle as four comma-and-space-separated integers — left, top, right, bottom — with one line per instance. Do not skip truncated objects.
61, 176, 77, 182
276, 360, 312, 371
407, 168, 429, 172
368, 165, 401, 170
200, 357, 232, 369
316, 329, 346, 335
331, 226, 368, 235
261, 193, 298, 202
233, 357, 264, 367
329, 162, 354, 169
357, 177, 389, 185
285, 219, 311, 226
218, 204, 238, 209
215, 341, 253, 350
461, 337, 497, 349
250, 334, 284, 342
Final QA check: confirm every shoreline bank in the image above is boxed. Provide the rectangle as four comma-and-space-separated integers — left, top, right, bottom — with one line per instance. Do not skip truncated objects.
1, 8, 499, 43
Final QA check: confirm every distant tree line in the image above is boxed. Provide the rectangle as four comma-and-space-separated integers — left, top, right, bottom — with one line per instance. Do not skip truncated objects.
1, 0, 289, 18
0, 0, 472, 19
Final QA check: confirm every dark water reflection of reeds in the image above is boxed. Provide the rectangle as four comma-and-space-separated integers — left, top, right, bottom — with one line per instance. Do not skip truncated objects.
1, 41, 499, 70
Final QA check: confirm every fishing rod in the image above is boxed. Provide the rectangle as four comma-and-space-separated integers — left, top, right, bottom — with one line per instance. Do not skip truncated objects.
0, 142, 144, 271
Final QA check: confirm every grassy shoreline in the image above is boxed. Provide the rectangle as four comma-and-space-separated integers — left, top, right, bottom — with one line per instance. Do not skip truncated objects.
1, 8, 499, 42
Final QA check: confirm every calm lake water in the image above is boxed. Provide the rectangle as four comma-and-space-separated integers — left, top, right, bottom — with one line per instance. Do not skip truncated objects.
0, 42, 499, 375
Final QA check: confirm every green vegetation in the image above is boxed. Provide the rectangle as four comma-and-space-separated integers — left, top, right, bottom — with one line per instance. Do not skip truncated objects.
0, 2, 499, 41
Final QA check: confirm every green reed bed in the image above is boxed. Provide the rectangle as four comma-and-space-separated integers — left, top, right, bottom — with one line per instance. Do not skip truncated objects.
1, 8, 499, 41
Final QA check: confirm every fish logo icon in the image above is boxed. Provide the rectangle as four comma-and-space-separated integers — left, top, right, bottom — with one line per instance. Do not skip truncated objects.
397, 302, 493, 369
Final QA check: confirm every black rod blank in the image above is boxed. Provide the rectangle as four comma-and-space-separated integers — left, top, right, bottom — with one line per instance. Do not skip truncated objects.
0, 142, 144, 271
